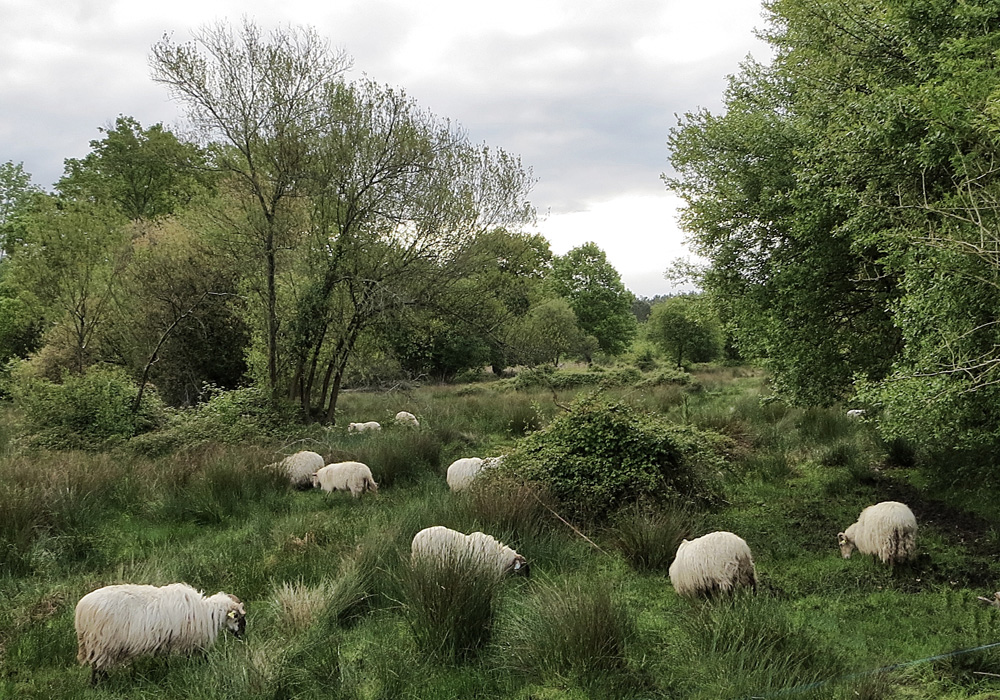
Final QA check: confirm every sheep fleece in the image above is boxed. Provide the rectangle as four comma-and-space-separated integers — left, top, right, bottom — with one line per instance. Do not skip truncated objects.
669, 531, 757, 598
411, 526, 522, 575
842, 501, 917, 564
75, 583, 243, 672
313, 461, 378, 497
280, 450, 325, 486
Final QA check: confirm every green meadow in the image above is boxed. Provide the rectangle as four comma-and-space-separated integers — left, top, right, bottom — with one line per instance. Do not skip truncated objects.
4, 366, 1000, 700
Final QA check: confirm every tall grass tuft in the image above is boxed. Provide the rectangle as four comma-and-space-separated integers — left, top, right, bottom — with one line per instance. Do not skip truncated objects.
462, 476, 554, 540
680, 593, 843, 697
346, 430, 442, 488
501, 578, 635, 687
608, 502, 693, 572
401, 552, 502, 662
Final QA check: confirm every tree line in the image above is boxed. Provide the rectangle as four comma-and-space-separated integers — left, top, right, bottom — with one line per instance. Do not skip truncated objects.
0, 21, 646, 423
667, 0, 1000, 458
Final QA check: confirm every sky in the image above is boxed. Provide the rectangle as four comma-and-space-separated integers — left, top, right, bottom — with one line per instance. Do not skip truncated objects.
0, 0, 771, 297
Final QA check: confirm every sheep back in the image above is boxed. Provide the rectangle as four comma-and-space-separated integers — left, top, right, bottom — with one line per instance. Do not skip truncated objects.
313, 461, 378, 498
411, 526, 528, 576
395, 411, 419, 428
75, 583, 245, 676
280, 450, 325, 488
839, 501, 917, 565
446, 457, 485, 492
668, 531, 756, 599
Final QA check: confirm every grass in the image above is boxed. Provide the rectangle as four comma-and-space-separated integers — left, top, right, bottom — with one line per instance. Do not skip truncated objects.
4, 368, 1000, 698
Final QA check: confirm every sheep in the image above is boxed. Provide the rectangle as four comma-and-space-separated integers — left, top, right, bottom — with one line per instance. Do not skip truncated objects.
75, 582, 246, 684
668, 531, 757, 599
445, 455, 505, 492
395, 410, 419, 428
847, 409, 866, 419
311, 461, 378, 498
838, 500, 917, 566
274, 450, 325, 489
411, 525, 529, 577
348, 421, 381, 433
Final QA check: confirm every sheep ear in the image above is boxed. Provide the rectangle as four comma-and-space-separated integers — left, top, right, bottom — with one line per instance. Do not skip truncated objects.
837, 532, 847, 545
513, 560, 522, 571
227, 610, 237, 619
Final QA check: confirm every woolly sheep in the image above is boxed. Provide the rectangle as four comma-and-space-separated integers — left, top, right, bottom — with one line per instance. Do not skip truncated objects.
348, 421, 381, 433
668, 531, 757, 599
445, 455, 505, 492
395, 411, 419, 428
275, 450, 325, 489
75, 582, 246, 684
847, 409, 866, 419
312, 461, 378, 498
411, 525, 529, 577
838, 501, 917, 566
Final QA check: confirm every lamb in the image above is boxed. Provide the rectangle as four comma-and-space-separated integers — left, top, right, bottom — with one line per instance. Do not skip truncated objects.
348, 421, 382, 433
446, 455, 505, 492
668, 531, 757, 599
312, 461, 378, 498
75, 582, 246, 684
394, 411, 419, 428
847, 409, 866, 419
411, 525, 529, 577
274, 450, 325, 489
838, 500, 917, 566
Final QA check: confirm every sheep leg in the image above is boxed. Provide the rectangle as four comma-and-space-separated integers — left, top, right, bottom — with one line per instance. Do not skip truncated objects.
90, 667, 108, 686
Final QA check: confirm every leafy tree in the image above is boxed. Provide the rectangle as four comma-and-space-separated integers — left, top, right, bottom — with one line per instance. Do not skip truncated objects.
548, 242, 636, 356
0, 161, 42, 259
646, 295, 722, 368
151, 20, 352, 399
58, 116, 212, 220
515, 297, 589, 367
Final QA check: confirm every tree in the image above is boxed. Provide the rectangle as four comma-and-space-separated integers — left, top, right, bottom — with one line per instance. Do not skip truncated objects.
515, 298, 589, 367
0, 161, 41, 258
150, 20, 352, 400
548, 242, 636, 356
58, 116, 212, 220
646, 295, 721, 367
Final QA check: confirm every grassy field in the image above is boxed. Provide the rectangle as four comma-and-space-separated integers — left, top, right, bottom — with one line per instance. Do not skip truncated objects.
3, 366, 1000, 699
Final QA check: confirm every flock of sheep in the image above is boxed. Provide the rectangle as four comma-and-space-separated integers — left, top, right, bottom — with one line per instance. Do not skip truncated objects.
71, 405, 924, 684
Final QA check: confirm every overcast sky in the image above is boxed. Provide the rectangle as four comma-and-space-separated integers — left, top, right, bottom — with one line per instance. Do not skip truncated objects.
0, 0, 770, 297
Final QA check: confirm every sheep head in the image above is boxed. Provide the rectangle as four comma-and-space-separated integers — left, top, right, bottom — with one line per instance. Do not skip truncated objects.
837, 532, 855, 559
511, 555, 530, 578
224, 594, 247, 637
311, 472, 321, 488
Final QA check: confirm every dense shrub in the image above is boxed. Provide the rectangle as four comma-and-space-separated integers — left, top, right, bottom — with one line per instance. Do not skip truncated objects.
500, 394, 723, 520
13, 364, 165, 450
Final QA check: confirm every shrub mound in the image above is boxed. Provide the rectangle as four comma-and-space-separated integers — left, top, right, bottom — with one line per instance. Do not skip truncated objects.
500, 394, 723, 520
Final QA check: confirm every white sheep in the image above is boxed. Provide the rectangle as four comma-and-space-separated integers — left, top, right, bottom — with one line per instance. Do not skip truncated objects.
274, 450, 325, 489
838, 501, 917, 566
847, 409, 866, 419
668, 531, 757, 599
348, 421, 382, 433
312, 461, 379, 498
394, 411, 419, 428
75, 583, 246, 684
445, 455, 505, 492
411, 525, 529, 577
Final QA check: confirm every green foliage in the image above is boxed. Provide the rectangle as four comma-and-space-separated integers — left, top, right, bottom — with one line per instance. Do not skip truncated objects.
57, 115, 213, 220
646, 295, 722, 368
514, 297, 590, 367
548, 243, 637, 356
13, 365, 164, 450
502, 394, 721, 520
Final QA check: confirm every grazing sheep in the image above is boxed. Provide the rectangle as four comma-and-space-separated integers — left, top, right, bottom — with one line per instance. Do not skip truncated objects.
312, 461, 378, 498
275, 450, 325, 489
668, 531, 757, 599
75, 583, 246, 684
411, 525, 529, 577
446, 455, 505, 492
847, 409, 866, 419
395, 411, 419, 428
838, 501, 917, 566
348, 421, 382, 433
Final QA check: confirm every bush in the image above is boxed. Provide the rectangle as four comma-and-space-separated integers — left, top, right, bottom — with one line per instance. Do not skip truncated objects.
13, 364, 165, 450
500, 394, 722, 520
